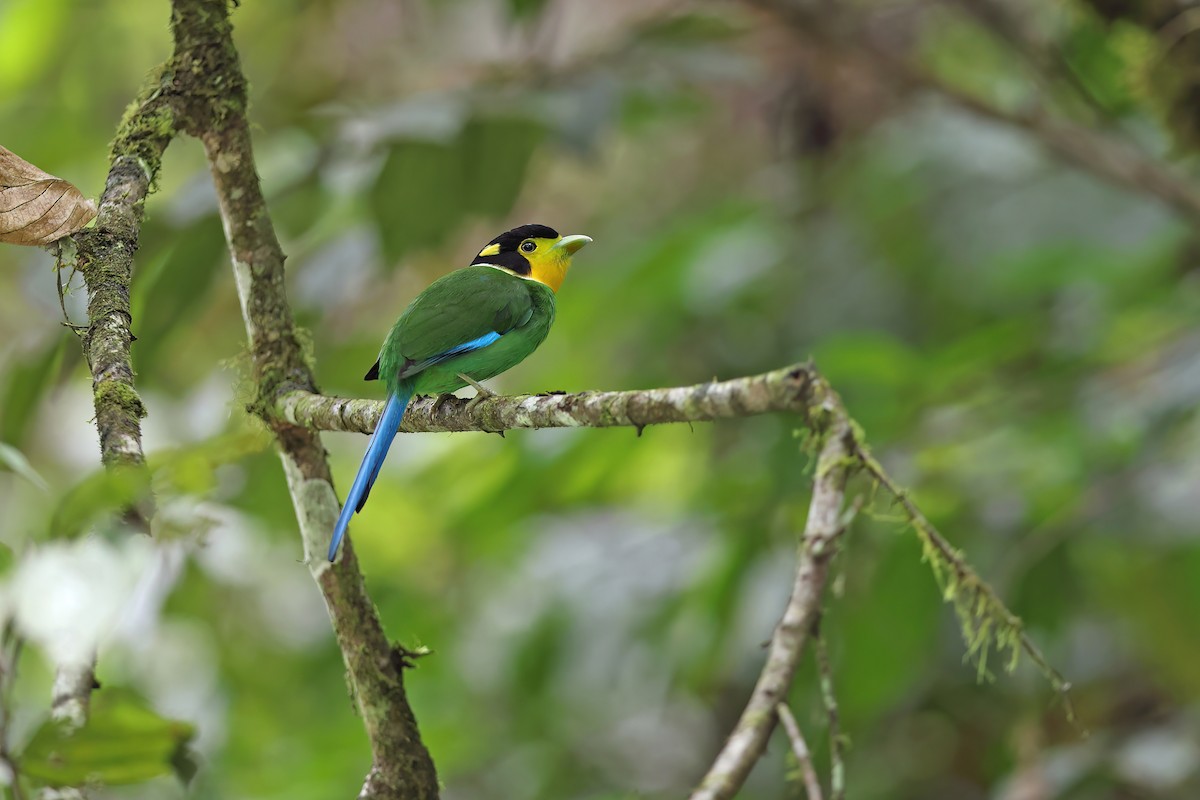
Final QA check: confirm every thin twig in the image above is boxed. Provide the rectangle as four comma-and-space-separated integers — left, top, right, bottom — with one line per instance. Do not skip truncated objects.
815, 629, 844, 800
741, 0, 1081, 724
286, 357, 1077, 785
49, 660, 96, 731
53, 241, 82, 338
776, 704, 824, 800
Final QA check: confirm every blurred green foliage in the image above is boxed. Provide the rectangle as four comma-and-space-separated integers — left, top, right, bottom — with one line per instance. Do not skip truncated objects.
1, 1, 1199, 798
21, 688, 195, 787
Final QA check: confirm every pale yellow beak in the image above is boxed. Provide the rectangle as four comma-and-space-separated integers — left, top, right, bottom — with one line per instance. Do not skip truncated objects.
552, 234, 592, 255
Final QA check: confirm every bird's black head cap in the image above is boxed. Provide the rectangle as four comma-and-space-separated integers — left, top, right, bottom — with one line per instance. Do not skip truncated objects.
469, 223, 559, 274
488, 224, 559, 250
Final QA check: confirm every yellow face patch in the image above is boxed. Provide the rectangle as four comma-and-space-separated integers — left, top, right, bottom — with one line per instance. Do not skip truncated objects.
521, 237, 571, 292
477, 243, 501, 257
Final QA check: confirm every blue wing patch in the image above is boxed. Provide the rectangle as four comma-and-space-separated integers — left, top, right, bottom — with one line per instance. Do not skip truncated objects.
437, 331, 502, 359
398, 331, 502, 378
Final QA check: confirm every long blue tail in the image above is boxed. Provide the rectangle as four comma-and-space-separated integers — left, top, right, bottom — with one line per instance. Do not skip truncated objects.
328, 387, 412, 561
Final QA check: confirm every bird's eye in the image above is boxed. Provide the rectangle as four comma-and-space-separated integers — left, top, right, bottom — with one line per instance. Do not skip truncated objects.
520, 241, 536, 253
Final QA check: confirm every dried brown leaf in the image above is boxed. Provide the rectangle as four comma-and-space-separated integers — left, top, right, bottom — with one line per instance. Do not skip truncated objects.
0, 144, 97, 246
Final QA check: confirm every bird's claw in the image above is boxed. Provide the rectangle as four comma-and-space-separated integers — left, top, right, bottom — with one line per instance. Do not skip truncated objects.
464, 390, 495, 414
458, 373, 495, 413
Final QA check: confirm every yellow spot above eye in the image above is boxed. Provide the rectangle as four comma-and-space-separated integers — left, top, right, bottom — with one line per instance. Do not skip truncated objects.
478, 243, 501, 257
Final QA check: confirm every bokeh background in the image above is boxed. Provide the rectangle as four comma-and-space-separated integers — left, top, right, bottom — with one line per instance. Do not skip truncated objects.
1, 0, 1199, 797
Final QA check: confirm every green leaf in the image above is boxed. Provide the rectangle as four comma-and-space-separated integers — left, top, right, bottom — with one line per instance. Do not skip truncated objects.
48, 466, 150, 539
20, 688, 196, 788
0, 541, 14, 576
368, 114, 545, 265
47, 430, 268, 540
631, 12, 742, 46
0, 336, 68, 446
506, 0, 548, 19
152, 430, 267, 492
0, 441, 48, 492
458, 115, 544, 219
1061, 14, 1138, 115
131, 214, 227, 377
369, 138, 462, 264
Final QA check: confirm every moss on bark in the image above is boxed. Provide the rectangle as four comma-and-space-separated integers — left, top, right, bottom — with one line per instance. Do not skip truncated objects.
170, 3, 440, 796
77, 65, 176, 471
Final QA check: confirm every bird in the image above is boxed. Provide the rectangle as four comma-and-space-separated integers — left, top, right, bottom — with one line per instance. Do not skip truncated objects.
327, 223, 592, 561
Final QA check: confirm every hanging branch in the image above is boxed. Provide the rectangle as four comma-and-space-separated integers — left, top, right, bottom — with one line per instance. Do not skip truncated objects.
776, 704, 824, 800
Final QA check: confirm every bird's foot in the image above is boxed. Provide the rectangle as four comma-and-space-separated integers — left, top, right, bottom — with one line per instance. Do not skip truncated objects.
458, 373, 496, 413
464, 393, 493, 413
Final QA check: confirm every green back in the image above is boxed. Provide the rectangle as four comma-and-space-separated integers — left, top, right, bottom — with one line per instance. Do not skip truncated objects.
377, 266, 556, 395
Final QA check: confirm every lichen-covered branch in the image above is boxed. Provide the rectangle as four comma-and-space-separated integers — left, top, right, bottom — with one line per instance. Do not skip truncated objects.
275, 362, 830, 435
688, 414, 855, 800
165, 2, 438, 797
815, 630, 844, 800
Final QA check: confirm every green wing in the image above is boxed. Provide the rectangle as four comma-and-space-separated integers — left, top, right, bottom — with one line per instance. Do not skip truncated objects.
367, 267, 533, 382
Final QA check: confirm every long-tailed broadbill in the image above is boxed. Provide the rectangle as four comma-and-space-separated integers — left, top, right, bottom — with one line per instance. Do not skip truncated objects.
327, 224, 592, 561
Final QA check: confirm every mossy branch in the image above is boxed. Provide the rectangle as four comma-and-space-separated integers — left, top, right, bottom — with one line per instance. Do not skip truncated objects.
74, 70, 175, 477
166, 2, 438, 797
